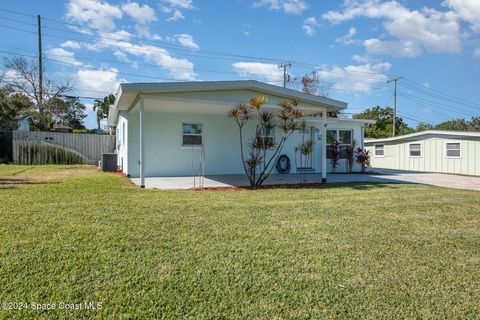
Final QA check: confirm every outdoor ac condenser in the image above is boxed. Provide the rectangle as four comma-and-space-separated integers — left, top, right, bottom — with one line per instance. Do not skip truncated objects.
101, 153, 118, 172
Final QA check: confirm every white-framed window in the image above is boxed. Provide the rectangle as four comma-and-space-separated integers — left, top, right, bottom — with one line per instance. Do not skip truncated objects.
182, 123, 203, 146
257, 127, 275, 148
409, 143, 422, 157
374, 144, 385, 157
326, 129, 352, 159
445, 142, 461, 158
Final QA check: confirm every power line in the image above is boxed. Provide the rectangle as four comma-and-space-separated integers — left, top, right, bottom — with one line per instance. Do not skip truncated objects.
398, 91, 477, 118
0, 9, 394, 81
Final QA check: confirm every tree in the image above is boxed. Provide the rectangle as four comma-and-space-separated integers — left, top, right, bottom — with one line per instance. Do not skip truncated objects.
353, 106, 414, 138
0, 86, 34, 129
62, 97, 87, 130
93, 94, 115, 129
1, 56, 71, 127
229, 96, 306, 187
415, 122, 433, 132
300, 71, 328, 97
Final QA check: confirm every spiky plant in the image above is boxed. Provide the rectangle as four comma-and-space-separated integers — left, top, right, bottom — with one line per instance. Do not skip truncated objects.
229, 96, 307, 187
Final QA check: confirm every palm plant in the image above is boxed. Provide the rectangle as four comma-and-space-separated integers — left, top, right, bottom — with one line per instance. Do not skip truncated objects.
229, 96, 306, 187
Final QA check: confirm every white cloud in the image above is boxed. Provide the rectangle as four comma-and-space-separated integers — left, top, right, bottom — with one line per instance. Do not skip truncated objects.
160, 0, 194, 21
253, 0, 308, 15
232, 62, 283, 83
474, 48, 480, 60
47, 48, 83, 66
322, 0, 462, 57
303, 17, 319, 36
66, 0, 123, 30
76, 68, 123, 96
97, 36, 197, 80
315, 62, 391, 93
442, 0, 480, 32
175, 34, 199, 50
121, 2, 157, 24
61, 40, 81, 49
335, 27, 357, 45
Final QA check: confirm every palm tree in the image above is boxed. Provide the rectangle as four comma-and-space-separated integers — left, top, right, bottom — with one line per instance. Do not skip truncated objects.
93, 94, 115, 129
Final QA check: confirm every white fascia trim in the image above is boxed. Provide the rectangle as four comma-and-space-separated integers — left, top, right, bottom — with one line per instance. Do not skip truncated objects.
364, 130, 480, 144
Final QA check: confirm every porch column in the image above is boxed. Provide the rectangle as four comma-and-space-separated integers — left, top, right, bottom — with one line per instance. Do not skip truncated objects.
139, 96, 145, 188
321, 113, 327, 183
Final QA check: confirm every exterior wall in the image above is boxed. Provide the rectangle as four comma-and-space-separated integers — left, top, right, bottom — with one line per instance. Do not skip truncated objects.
116, 112, 128, 173
366, 136, 480, 176
322, 122, 364, 173
124, 110, 365, 177
150, 89, 324, 111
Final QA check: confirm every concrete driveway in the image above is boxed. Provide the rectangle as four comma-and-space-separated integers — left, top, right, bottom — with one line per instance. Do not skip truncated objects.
373, 169, 480, 191
131, 170, 480, 190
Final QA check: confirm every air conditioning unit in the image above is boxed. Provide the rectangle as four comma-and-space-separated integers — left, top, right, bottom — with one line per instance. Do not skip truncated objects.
101, 153, 118, 172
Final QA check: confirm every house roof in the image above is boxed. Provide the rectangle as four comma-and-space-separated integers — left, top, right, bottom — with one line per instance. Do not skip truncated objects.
15, 115, 35, 124
365, 130, 480, 144
113, 80, 348, 111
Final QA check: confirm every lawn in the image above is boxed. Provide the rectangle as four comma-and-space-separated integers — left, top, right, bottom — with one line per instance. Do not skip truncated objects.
0, 165, 479, 319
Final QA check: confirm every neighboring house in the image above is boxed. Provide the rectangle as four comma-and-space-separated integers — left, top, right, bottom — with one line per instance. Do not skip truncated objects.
365, 130, 480, 176
107, 80, 374, 187
16, 115, 35, 132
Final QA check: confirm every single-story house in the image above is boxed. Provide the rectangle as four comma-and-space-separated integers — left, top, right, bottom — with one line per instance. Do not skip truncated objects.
107, 80, 374, 187
365, 130, 480, 176
16, 115, 35, 132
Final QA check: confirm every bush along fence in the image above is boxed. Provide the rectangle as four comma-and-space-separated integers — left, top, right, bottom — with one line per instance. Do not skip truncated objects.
13, 140, 89, 165
12, 130, 115, 164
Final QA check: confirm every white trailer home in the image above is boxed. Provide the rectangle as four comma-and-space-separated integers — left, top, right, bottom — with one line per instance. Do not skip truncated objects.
365, 130, 480, 176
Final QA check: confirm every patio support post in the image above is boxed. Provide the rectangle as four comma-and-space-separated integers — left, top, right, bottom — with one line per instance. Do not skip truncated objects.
139, 96, 145, 188
321, 114, 327, 183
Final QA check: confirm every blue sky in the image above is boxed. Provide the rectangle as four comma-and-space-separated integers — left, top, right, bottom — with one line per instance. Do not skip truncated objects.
1, 0, 479, 129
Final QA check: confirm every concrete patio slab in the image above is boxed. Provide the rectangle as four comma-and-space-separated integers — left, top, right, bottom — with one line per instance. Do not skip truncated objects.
131, 171, 424, 190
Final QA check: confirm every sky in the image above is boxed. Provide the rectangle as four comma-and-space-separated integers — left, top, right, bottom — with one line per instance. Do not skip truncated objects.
0, 0, 479, 129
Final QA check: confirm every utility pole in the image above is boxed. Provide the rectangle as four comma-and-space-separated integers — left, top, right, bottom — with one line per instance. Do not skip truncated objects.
387, 76, 402, 137
37, 15, 43, 112
278, 62, 291, 88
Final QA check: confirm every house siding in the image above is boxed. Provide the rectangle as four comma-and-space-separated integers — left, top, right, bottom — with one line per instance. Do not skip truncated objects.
124, 109, 365, 178
366, 135, 480, 176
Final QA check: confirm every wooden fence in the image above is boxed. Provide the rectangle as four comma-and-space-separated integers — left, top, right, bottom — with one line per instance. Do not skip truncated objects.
13, 130, 115, 164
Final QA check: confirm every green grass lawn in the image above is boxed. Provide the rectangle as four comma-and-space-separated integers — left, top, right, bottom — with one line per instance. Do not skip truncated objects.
1, 165, 479, 319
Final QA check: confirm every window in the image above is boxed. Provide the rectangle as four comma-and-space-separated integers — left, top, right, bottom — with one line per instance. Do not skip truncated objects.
182, 123, 203, 146
445, 142, 461, 158
409, 143, 421, 157
327, 129, 352, 159
374, 144, 384, 157
256, 127, 275, 148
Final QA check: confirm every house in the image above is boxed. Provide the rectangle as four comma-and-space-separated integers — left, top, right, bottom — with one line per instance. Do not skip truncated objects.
16, 115, 35, 132
107, 80, 374, 187
365, 130, 480, 176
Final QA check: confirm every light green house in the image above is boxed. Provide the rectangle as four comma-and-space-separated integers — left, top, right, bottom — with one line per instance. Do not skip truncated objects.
365, 131, 480, 176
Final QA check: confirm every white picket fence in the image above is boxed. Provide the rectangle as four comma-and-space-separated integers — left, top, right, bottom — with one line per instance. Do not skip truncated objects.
13, 130, 115, 164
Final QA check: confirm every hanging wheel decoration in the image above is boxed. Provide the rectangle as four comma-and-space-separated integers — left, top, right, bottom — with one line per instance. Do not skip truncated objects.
276, 155, 291, 174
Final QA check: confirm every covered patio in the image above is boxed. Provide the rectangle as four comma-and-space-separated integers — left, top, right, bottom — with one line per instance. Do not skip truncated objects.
130, 171, 423, 190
